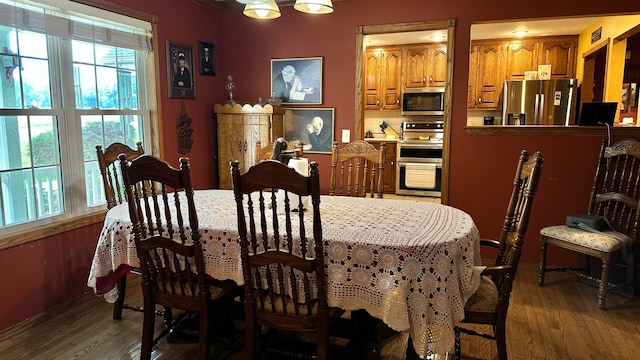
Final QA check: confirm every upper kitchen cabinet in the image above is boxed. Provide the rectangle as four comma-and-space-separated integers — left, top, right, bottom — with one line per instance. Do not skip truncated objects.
504, 39, 539, 80
505, 36, 578, 80
538, 36, 577, 79
403, 44, 447, 89
364, 47, 402, 110
469, 41, 504, 109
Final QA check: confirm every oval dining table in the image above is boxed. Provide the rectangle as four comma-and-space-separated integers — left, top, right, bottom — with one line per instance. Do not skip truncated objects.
87, 189, 483, 357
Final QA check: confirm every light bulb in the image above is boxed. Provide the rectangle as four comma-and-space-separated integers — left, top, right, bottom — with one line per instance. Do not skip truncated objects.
255, 9, 269, 17
307, 3, 321, 12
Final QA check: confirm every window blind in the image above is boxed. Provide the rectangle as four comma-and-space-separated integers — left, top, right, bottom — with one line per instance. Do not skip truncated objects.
0, 0, 152, 51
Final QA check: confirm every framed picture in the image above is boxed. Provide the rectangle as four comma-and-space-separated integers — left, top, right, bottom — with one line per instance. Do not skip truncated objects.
271, 57, 322, 105
167, 41, 195, 99
284, 108, 334, 154
198, 41, 215, 76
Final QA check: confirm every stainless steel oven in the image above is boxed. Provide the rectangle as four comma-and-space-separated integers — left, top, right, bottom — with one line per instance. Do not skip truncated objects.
396, 121, 444, 197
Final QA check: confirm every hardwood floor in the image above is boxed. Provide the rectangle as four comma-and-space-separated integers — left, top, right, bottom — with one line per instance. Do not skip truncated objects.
0, 268, 638, 359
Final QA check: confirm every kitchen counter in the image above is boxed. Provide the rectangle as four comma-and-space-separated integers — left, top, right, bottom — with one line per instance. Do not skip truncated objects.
465, 125, 640, 136
364, 137, 400, 142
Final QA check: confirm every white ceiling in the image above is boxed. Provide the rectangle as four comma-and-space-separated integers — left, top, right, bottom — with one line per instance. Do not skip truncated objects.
365, 16, 603, 47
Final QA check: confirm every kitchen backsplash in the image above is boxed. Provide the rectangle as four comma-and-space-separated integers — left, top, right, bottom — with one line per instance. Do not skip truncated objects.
467, 109, 502, 126
364, 110, 404, 137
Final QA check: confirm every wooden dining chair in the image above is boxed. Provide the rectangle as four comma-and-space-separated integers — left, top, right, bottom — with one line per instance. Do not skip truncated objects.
255, 138, 304, 164
455, 150, 544, 360
330, 140, 386, 198
231, 160, 345, 360
120, 154, 240, 360
96, 141, 144, 320
539, 139, 640, 309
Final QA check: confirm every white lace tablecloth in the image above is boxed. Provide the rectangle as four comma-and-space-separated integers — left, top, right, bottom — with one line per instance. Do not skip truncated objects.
87, 189, 482, 357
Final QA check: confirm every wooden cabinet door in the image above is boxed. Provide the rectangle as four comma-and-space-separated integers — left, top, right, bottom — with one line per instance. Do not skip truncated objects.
538, 37, 577, 79
403, 47, 429, 89
371, 142, 396, 194
364, 49, 382, 110
428, 45, 448, 87
217, 115, 243, 189
475, 42, 503, 108
381, 49, 402, 110
505, 40, 538, 80
243, 115, 271, 172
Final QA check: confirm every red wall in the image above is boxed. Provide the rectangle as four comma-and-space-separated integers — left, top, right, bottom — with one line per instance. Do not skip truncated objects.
2, 0, 640, 333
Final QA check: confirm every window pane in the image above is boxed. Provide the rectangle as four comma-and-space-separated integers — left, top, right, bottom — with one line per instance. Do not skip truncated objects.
84, 160, 105, 207
72, 41, 94, 64
125, 115, 142, 147
74, 63, 97, 109
0, 115, 31, 170
118, 69, 137, 109
96, 66, 117, 109
34, 166, 63, 217
117, 48, 135, 70
30, 116, 59, 166
81, 115, 102, 161
0, 54, 22, 109
17, 31, 47, 59
21, 58, 52, 109
95, 44, 115, 67
103, 115, 124, 145
0, 25, 18, 55
1, 169, 35, 225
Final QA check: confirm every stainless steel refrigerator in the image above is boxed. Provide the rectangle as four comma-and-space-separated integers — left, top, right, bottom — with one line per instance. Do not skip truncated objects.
502, 79, 577, 125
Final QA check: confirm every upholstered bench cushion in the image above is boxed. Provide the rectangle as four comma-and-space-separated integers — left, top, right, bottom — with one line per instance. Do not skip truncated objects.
540, 225, 629, 253
464, 275, 498, 312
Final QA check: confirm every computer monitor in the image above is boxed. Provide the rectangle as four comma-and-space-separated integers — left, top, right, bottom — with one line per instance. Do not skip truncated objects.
578, 102, 617, 126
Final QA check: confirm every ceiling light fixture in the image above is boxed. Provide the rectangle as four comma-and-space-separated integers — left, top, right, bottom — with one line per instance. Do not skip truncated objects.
236, 0, 272, 4
243, 1, 281, 19
512, 30, 528, 36
294, 0, 334, 14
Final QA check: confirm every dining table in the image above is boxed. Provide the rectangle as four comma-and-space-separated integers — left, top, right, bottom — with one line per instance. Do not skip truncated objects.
87, 189, 483, 357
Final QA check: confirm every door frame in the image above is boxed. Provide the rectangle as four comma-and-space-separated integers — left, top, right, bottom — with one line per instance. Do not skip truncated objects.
354, 20, 455, 203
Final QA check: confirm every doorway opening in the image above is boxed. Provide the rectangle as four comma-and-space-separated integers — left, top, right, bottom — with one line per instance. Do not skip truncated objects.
354, 20, 455, 203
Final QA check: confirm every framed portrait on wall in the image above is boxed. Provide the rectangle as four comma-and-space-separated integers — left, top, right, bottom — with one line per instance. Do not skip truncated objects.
283, 108, 334, 154
167, 41, 195, 99
198, 41, 215, 76
271, 57, 322, 105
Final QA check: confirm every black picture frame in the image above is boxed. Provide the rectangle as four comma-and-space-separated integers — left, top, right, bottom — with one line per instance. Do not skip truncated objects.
283, 108, 334, 154
198, 41, 215, 76
271, 57, 322, 105
167, 41, 195, 99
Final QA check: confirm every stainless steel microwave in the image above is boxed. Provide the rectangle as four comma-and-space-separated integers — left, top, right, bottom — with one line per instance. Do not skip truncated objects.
401, 88, 445, 116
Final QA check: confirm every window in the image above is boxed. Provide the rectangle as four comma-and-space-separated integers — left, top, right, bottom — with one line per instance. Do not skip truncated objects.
0, 0, 152, 231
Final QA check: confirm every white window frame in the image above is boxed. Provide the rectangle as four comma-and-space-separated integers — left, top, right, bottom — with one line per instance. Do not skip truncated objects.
0, 0, 160, 247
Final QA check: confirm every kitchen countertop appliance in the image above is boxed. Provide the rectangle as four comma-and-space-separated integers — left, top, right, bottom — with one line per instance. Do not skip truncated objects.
502, 79, 577, 125
396, 120, 444, 197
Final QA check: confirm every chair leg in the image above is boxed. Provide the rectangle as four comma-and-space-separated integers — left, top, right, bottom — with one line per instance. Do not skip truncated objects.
495, 319, 508, 360
316, 328, 329, 360
113, 275, 127, 320
140, 304, 156, 360
199, 308, 210, 360
538, 241, 547, 286
454, 327, 461, 360
598, 260, 610, 309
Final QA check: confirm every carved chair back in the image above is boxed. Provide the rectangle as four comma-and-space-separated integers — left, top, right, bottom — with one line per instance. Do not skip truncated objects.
96, 142, 144, 209
329, 140, 386, 198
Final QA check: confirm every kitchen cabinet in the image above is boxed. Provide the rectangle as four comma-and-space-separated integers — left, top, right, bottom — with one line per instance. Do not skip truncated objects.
538, 37, 577, 78
214, 103, 283, 189
371, 141, 396, 194
364, 48, 402, 110
403, 44, 447, 89
468, 41, 504, 109
504, 40, 539, 80
467, 36, 578, 109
